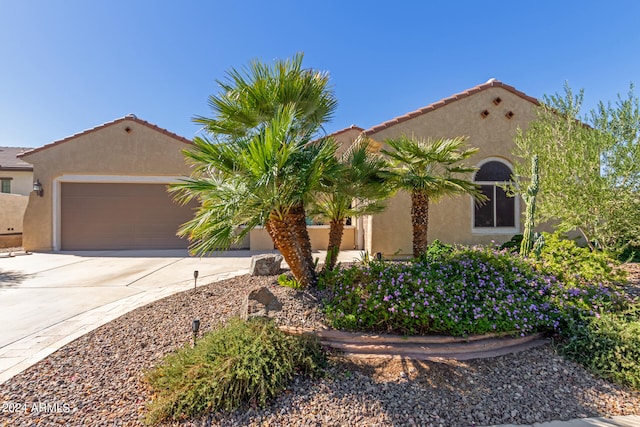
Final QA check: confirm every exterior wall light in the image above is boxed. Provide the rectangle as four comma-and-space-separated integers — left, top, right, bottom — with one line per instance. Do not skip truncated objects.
33, 179, 43, 197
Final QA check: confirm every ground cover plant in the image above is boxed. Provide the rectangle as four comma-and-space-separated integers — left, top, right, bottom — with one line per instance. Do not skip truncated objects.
321, 242, 628, 337
144, 317, 325, 424
558, 304, 640, 389
144, 237, 638, 425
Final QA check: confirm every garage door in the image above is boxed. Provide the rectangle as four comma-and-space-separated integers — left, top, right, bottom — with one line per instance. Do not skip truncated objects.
61, 182, 196, 250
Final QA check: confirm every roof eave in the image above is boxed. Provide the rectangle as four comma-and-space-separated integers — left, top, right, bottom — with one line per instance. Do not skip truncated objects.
363, 80, 540, 136
18, 116, 193, 158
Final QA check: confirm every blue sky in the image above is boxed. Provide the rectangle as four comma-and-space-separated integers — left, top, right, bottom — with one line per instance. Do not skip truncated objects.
1, 1, 639, 148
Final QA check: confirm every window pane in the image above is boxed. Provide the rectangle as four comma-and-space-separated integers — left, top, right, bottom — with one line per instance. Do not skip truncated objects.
474, 185, 494, 227
475, 161, 512, 181
495, 187, 515, 227
1, 179, 10, 193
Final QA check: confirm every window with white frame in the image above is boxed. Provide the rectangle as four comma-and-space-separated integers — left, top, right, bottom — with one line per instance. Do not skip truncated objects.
473, 160, 515, 229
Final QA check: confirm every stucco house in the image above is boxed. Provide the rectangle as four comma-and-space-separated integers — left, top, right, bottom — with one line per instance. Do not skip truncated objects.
357, 78, 539, 256
19, 79, 540, 254
0, 147, 33, 247
0, 146, 34, 195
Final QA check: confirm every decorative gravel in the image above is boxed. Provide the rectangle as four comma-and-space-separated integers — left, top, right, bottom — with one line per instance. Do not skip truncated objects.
1, 267, 639, 427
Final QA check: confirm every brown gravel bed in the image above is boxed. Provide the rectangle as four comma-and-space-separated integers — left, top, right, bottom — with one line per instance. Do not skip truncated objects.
1, 269, 640, 427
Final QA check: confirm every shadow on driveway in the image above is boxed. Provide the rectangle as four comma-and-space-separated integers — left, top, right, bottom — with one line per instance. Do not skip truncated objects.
0, 270, 29, 287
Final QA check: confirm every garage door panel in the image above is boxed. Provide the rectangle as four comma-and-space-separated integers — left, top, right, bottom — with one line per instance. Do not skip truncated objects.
61, 183, 195, 250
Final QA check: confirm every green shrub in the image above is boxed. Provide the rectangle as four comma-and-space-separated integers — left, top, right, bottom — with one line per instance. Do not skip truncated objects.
422, 239, 453, 261
618, 244, 640, 263
278, 273, 303, 289
557, 304, 640, 390
536, 232, 626, 286
499, 234, 523, 253
144, 317, 325, 424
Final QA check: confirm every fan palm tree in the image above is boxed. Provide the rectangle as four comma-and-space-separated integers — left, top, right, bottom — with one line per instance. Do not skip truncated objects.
382, 135, 485, 258
309, 135, 391, 271
194, 52, 337, 139
171, 54, 338, 287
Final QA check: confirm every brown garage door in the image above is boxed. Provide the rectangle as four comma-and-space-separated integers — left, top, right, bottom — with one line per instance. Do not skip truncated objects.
61, 182, 195, 250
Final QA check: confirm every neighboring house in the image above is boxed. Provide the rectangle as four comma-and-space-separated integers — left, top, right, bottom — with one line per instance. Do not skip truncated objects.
0, 147, 33, 247
0, 146, 34, 195
20, 79, 540, 254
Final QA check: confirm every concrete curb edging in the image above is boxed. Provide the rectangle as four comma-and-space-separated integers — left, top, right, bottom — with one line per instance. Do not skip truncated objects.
280, 326, 549, 360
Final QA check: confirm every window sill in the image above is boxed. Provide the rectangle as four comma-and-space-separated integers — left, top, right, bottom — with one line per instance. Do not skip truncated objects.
472, 227, 519, 235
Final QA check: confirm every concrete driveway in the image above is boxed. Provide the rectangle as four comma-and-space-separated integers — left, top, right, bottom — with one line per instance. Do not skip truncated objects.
0, 248, 363, 384
0, 249, 256, 383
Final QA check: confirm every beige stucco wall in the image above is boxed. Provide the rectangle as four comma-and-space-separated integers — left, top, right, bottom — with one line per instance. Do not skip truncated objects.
0, 170, 34, 196
367, 86, 538, 256
20, 118, 193, 251
249, 226, 356, 252
0, 193, 29, 234
333, 128, 362, 156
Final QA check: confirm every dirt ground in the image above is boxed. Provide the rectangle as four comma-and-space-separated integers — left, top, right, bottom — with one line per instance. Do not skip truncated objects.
620, 262, 640, 298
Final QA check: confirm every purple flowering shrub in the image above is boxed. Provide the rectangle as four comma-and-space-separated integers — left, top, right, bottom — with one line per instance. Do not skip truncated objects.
322, 246, 627, 337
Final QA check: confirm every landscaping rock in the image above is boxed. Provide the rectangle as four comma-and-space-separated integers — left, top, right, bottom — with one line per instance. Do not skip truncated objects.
249, 254, 283, 276
2, 271, 639, 426
241, 286, 283, 319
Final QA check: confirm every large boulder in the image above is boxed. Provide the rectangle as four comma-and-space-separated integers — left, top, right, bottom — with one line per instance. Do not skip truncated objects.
241, 287, 283, 319
249, 253, 283, 276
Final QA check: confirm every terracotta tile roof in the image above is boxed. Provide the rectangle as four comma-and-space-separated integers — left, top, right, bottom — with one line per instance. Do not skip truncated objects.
326, 124, 364, 138
0, 146, 34, 170
363, 79, 540, 136
18, 115, 192, 158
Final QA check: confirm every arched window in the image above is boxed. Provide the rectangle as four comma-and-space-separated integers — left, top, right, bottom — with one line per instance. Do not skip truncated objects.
473, 160, 516, 229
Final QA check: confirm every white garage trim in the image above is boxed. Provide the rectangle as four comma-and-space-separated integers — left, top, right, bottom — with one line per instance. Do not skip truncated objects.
53, 175, 186, 251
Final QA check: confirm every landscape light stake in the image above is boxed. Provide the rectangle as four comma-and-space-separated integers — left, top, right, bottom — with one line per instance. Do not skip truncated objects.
193, 270, 199, 293
192, 319, 200, 347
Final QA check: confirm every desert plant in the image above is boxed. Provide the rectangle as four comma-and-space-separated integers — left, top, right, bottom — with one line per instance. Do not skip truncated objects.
520, 155, 539, 256
144, 317, 325, 424
557, 304, 640, 389
382, 135, 485, 258
171, 53, 339, 287
422, 239, 453, 261
278, 273, 303, 290
309, 135, 391, 271
512, 83, 640, 254
535, 232, 626, 286
499, 234, 523, 253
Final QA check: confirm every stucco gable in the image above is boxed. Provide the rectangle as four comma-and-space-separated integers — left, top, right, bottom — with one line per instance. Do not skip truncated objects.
18, 115, 191, 160
327, 124, 364, 138
364, 79, 539, 137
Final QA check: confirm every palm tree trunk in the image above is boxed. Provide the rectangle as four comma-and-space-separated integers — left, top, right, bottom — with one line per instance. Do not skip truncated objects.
266, 203, 317, 287
323, 219, 345, 272
411, 190, 430, 258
